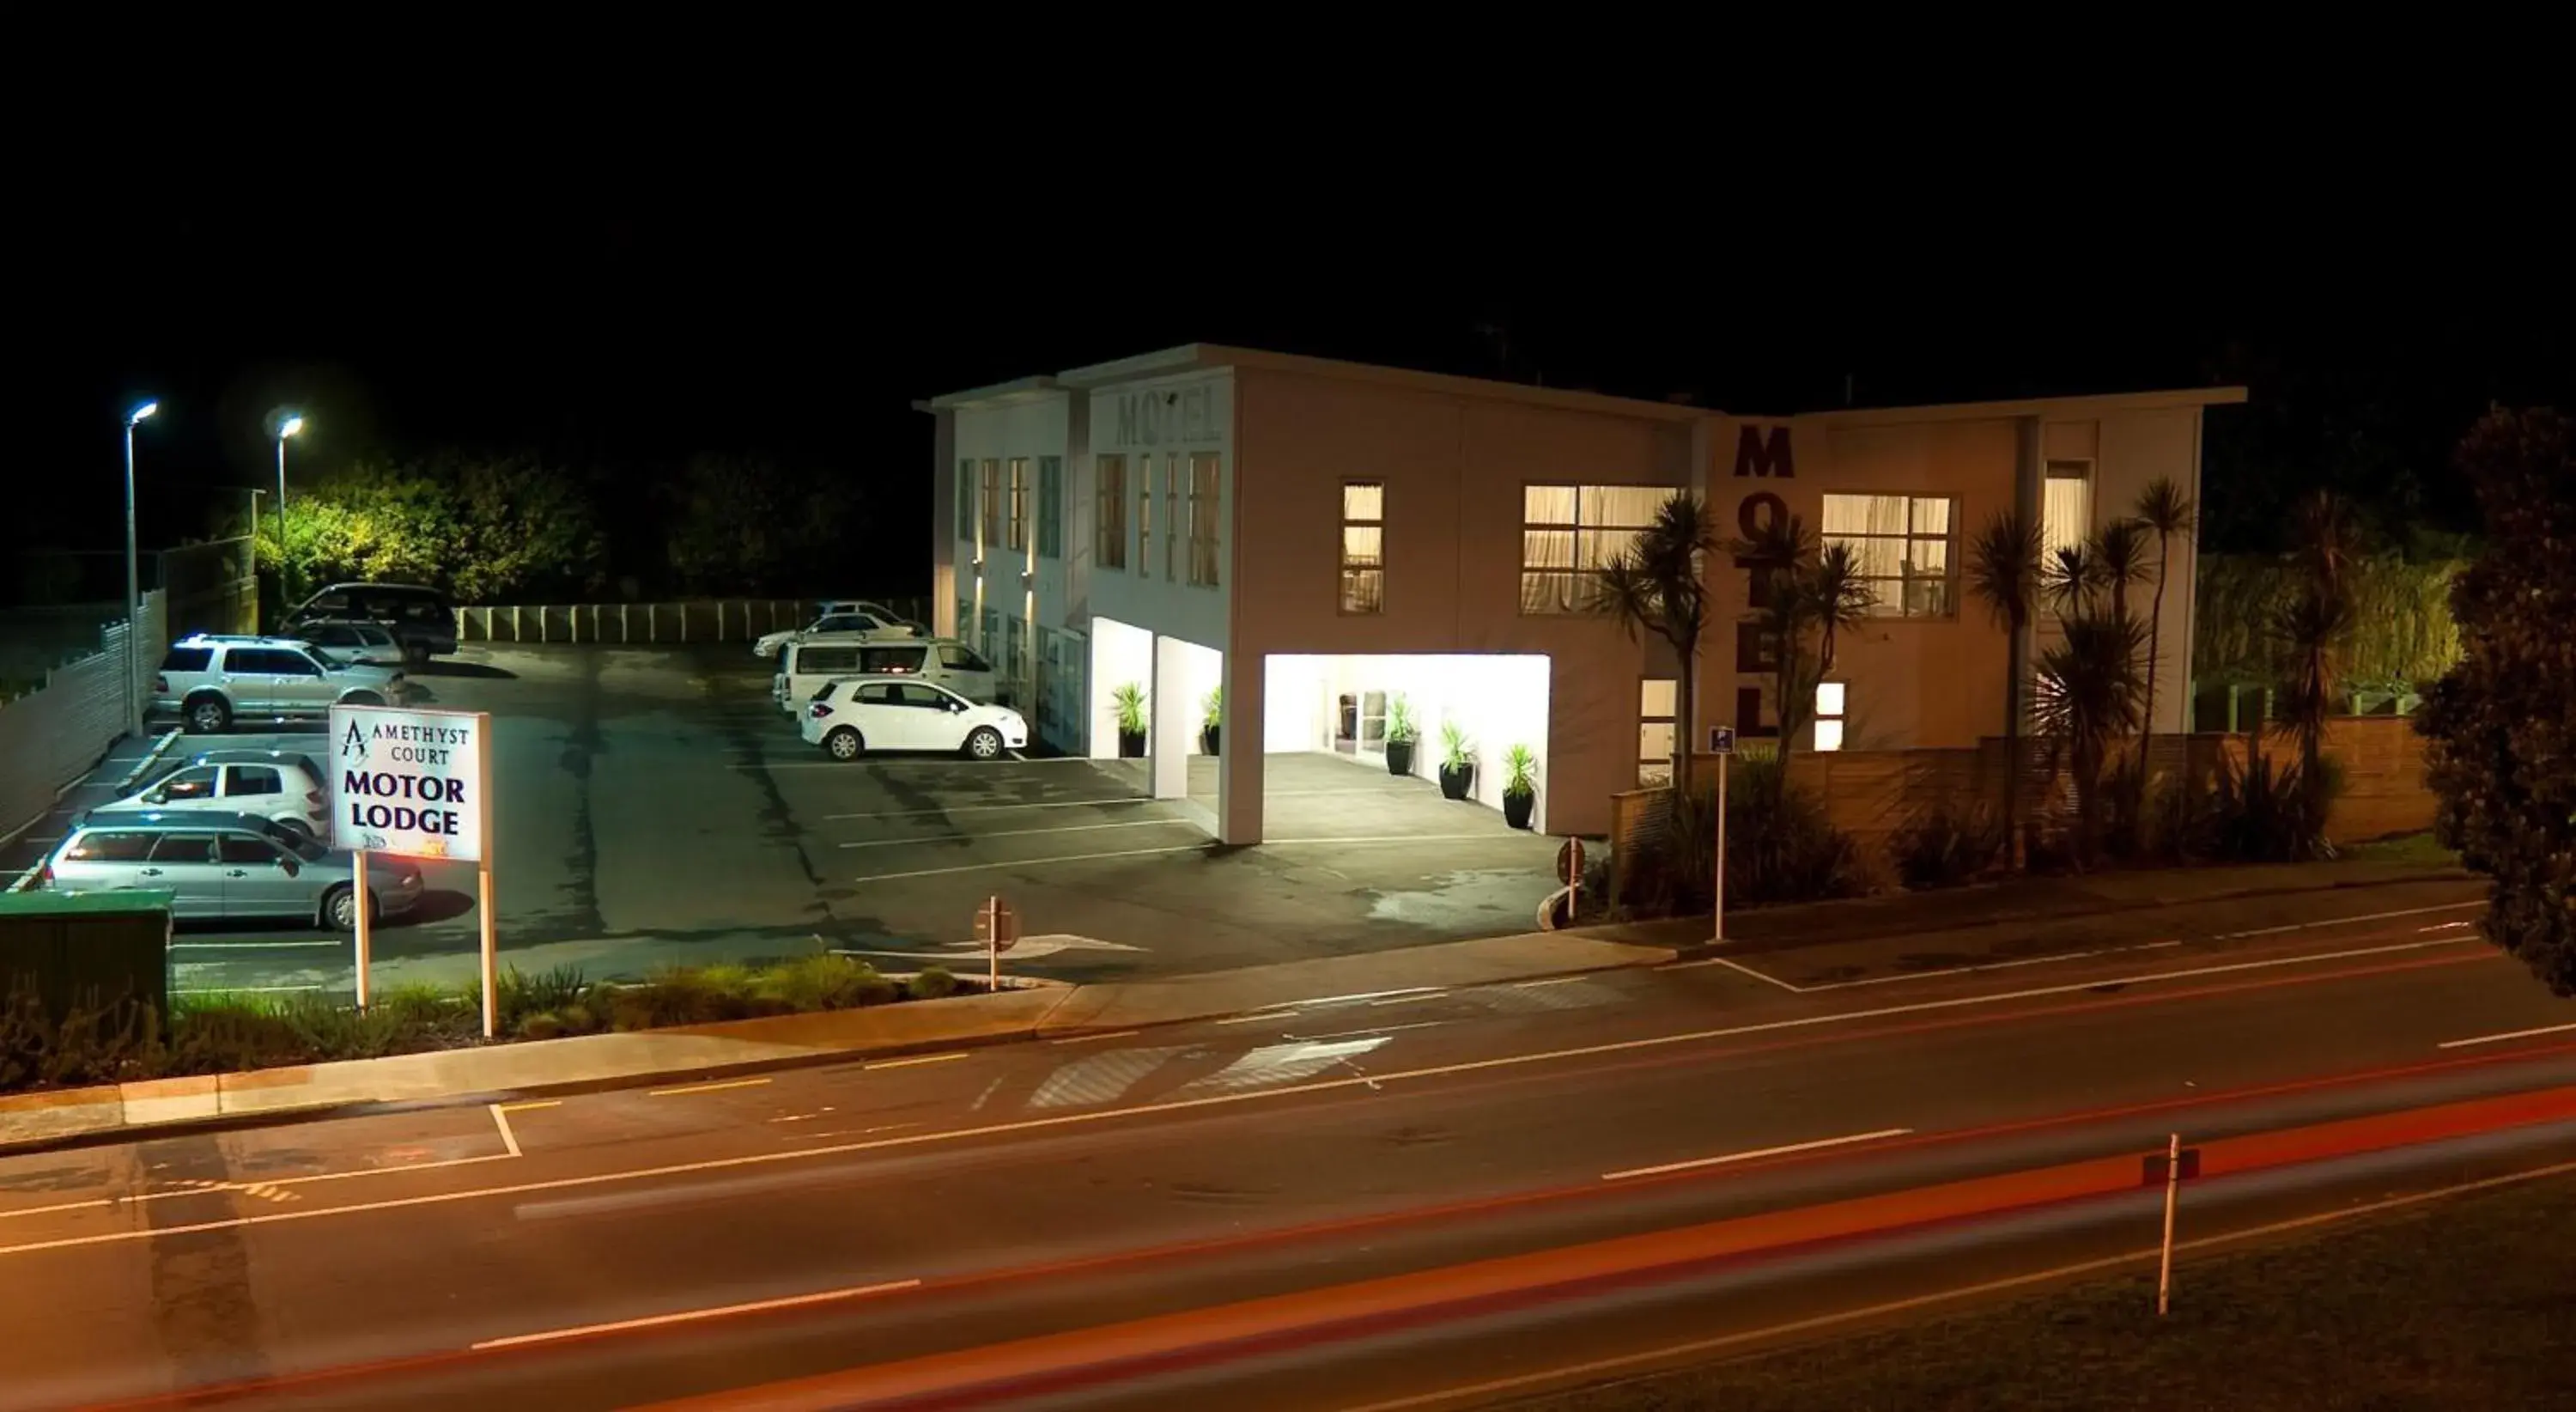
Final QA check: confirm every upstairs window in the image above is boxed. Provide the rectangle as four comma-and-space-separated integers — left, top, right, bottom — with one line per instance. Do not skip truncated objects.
1005, 457, 1030, 553
1520, 484, 1666, 614
1096, 456, 1128, 569
1340, 482, 1384, 613
1820, 493, 1957, 618
978, 459, 1002, 553
1037, 456, 1064, 558
956, 460, 975, 542
1188, 452, 1221, 587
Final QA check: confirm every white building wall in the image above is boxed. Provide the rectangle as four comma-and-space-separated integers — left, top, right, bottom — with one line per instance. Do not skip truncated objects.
2093, 406, 2204, 735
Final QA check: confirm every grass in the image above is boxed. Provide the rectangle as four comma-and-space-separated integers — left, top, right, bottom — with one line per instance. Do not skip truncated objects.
1530, 1171, 2576, 1411
2341, 830, 2462, 869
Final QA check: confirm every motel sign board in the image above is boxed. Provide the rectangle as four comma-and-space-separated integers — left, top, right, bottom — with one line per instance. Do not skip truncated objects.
329, 705, 491, 862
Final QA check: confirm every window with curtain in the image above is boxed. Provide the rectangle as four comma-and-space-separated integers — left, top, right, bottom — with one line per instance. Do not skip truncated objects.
1037, 456, 1063, 558
1096, 456, 1127, 569
1005, 458, 1030, 552
1638, 678, 1677, 787
1188, 453, 1221, 587
1520, 484, 1667, 613
1340, 482, 1384, 613
1821, 492, 1957, 618
1137, 457, 1155, 575
1164, 453, 1182, 581
979, 459, 1002, 551
2043, 460, 2093, 557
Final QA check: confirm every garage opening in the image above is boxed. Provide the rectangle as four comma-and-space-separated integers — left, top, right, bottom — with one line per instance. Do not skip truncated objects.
1088, 618, 1224, 836
1261, 654, 1550, 837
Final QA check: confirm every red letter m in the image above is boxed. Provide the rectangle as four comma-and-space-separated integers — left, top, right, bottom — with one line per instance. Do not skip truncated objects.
1734, 424, 1794, 478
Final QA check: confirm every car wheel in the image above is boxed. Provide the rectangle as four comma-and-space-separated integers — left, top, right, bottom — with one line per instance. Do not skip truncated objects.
825, 727, 865, 761
275, 817, 313, 839
963, 727, 1005, 761
404, 641, 428, 666
324, 885, 362, 931
185, 696, 232, 734
343, 691, 384, 707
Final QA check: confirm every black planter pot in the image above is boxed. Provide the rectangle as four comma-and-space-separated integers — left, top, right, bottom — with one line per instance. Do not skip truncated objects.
1437, 763, 1473, 800
1502, 789, 1535, 830
1117, 729, 1147, 758
1385, 739, 1415, 776
1200, 725, 1220, 755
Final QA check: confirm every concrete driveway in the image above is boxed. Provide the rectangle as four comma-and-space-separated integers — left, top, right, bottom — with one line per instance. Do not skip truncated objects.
15, 644, 1558, 995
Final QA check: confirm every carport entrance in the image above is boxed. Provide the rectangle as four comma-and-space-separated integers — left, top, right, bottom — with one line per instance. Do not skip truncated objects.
1088, 618, 1224, 837
1255, 653, 1552, 839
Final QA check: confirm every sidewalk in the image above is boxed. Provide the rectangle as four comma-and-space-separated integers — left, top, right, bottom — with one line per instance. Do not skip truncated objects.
0, 928, 1675, 1153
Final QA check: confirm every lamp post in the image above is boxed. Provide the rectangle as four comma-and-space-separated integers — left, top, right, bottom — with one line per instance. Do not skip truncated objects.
274, 413, 303, 606
124, 400, 159, 738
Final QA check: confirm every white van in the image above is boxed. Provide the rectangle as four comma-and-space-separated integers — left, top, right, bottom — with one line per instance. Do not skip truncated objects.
775, 636, 999, 713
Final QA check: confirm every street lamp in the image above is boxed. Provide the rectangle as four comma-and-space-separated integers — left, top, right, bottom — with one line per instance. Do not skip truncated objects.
275, 413, 303, 606
123, 400, 158, 738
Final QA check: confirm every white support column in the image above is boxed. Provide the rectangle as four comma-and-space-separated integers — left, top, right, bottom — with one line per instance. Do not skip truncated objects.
1218, 649, 1265, 844
1150, 636, 1189, 803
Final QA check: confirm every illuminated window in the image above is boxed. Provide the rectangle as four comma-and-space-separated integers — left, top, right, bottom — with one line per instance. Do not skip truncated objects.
1096, 456, 1127, 569
1638, 679, 1677, 787
1188, 453, 1221, 587
1164, 453, 1182, 581
1821, 493, 1957, 618
2043, 460, 2093, 558
979, 459, 1002, 552
1005, 457, 1030, 552
1521, 485, 1668, 614
1814, 679, 1847, 752
1340, 482, 1384, 613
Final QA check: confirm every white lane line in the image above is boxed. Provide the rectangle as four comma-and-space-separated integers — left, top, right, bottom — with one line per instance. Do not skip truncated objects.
1050, 1030, 1143, 1044
489, 1104, 522, 1159
469, 1280, 921, 1350
1514, 976, 1593, 989
837, 818, 1198, 849
173, 984, 328, 995
854, 843, 1208, 883
169, 940, 342, 951
647, 1077, 772, 1098
826, 797, 1152, 821
0, 934, 2475, 1260
1340, 1159, 2576, 1412
1669, 954, 1805, 990
2437, 1021, 2576, 1050
866, 1052, 969, 1070
1217, 1011, 1299, 1026
1800, 940, 2188, 993
0, 1153, 518, 1222
2213, 898, 2483, 940
1370, 991, 1449, 1007
496, 1099, 561, 1114
1602, 1127, 1915, 1182
1265, 834, 1538, 845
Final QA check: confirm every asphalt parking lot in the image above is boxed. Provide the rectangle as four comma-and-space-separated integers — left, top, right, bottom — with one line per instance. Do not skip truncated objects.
5, 643, 1560, 995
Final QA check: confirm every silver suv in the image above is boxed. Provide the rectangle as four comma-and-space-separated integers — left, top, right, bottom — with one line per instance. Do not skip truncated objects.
153, 634, 411, 734
39, 810, 425, 928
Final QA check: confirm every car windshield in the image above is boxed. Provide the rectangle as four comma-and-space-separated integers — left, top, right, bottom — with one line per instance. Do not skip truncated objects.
306, 646, 346, 669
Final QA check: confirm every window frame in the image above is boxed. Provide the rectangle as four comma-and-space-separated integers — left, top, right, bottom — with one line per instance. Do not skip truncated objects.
1518, 483, 1669, 615
1819, 491, 1961, 621
1637, 678, 1679, 788
1339, 480, 1385, 615
978, 458, 1002, 555
956, 459, 976, 542
1814, 679, 1849, 752
1095, 455, 1127, 569
1005, 456, 1030, 553
1187, 452, 1221, 587
1137, 457, 1155, 577
1036, 455, 1063, 559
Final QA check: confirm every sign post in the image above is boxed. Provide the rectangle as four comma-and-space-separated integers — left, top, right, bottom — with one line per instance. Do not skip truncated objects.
1708, 726, 1736, 945
974, 894, 1019, 994
330, 704, 495, 1035
2141, 1134, 2202, 1316
1555, 837, 1585, 923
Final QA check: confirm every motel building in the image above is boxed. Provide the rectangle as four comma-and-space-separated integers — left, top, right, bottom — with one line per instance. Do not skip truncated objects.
925, 345, 2245, 845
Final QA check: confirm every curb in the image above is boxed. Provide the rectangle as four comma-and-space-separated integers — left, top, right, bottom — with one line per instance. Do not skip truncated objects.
115, 727, 186, 791
3, 729, 185, 893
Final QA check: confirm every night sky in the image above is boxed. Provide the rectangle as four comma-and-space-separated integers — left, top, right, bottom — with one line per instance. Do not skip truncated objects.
21, 185, 2568, 583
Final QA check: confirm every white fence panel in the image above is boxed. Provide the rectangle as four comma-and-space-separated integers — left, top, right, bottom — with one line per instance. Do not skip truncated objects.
453, 599, 877, 645
0, 591, 165, 850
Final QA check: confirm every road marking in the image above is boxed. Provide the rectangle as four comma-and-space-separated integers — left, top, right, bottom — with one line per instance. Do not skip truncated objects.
854, 843, 1209, 883
866, 1052, 969, 1070
647, 1077, 772, 1098
1704, 939, 2193, 994
0, 1153, 518, 1222
2438, 1021, 2576, 1050
467, 1279, 920, 1350
1050, 1030, 1142, 1044
1217, 1011, 1299, 1026
1343, 1157, 2576, 1412
169, 940, 343, 951
837, 818, 1198, 849
1264, 834, 1538, 845
2212, 898, 2483, 940
1514, 976, 1593, 989
1371, 991, 1449, 1007
0, 942, 2484, 1260
173, 984, 329, 995
489, 1104, 522, 1159
1602, 1128, 1915, 1182
495, 1100, 561, 1113
826, 797, 1151, 821
1669, 954, 1803, 990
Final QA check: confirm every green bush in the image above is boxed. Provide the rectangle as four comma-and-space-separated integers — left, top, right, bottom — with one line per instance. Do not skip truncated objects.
757, 954, 895, 1011
1622, 757, 1866, 916
557, 1002, 601, 1035
495, 965, 586, 1032
1890, 802, 2008, 888
0, 989, 165, 1090
908, 966, 961, 1001
519, 1012, 566, 1041
2202, 752, 2340, 862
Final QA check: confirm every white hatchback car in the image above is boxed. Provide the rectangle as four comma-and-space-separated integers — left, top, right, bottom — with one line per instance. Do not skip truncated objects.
752, 606, 919, 660
800, 676, 1030, 761
94, 750, 330, 836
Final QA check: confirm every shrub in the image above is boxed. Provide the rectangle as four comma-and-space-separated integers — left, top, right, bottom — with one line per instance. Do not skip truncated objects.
758, 953, 894, 1011
0, 988, 165, 1089
495, 965, 586, 1032
556, 1002, 601, 1035
1622, 757, 1866, 916
908, 966, 961, 1001
518, 1012, 566, 1041
1890, 802, 2008, 889
2202, 751, 2340, 862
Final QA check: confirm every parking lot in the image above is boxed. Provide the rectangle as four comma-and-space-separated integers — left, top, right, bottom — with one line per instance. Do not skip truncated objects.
4, 643, 1560, 995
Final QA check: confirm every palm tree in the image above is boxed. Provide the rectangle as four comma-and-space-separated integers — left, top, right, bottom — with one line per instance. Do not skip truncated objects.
1807, 541, 1876, 677
1595, 493, 1720, 791
1966, 510, 2045, 862
2032, 610, 2149, 865
2090, 518, 2154, 625
2044, 542, 2106, 616
1729, 514, 1823, 755
2131, 478, 2198, 778
2275, 490, 2363, 843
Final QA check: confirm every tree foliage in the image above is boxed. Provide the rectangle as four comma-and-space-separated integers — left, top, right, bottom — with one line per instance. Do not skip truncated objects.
259, 452, 606, 603
1595, 493, 1720, 790
2418, 407, 2576, 995
660, 453, 861, 596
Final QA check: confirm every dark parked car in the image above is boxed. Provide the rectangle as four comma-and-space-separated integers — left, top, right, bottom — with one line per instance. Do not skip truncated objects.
283, 582, 459, 664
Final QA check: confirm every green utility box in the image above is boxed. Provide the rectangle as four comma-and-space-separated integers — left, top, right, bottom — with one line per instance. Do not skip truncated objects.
0, 890, 174, 1025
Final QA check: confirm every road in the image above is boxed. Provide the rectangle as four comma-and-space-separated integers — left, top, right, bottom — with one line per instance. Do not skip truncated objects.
3, 904, 2572, 1410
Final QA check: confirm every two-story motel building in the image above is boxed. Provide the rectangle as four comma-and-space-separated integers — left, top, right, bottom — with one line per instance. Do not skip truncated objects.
927, 344, 2244, 844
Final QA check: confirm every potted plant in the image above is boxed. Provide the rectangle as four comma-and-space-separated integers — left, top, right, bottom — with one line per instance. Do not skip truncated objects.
1113, 683, 1148, 758
1383, 694, 1419, 776
1437, 720, 1474, 800
1500, 744, 1539, 830
1200, 687, 1222, 755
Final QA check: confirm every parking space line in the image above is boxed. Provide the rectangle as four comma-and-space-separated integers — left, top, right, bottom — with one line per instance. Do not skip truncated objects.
489, 1104, 523, 1158
827, 798, 1152, 821
1264, 833, 1539, 845
854, 843, 1210, 883
838, 818, 1199, 849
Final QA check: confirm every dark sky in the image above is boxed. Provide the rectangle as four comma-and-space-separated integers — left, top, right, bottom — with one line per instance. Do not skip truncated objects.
21, 181, 2569, 567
